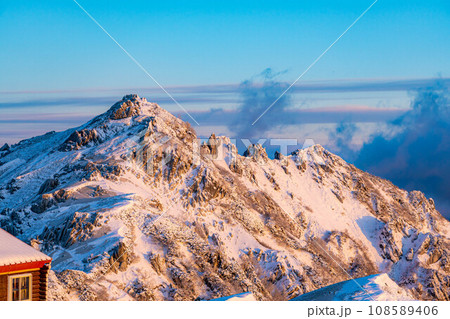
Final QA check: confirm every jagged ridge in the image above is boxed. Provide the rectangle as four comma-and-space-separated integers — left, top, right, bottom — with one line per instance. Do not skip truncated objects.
0, 95, 449, 301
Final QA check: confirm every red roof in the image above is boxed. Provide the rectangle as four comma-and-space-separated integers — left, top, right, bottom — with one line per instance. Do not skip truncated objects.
0, 228, 51, 273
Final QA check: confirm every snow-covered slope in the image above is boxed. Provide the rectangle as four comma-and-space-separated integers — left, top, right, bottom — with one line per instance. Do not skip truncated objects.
211, 292, 256, 301
0, 95, 449, 301
291, 274, 414, 301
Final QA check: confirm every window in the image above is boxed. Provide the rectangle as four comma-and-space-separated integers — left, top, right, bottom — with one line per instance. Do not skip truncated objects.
8, 274, 32, 301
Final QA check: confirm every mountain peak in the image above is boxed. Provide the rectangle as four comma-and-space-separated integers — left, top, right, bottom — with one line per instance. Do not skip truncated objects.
122, 94, 142, 101
83, 94, 182, 134
107, 94, 149, 120
50, 94, 192, 153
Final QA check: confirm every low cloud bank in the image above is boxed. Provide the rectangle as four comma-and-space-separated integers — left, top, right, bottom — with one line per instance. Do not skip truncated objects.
354, 80, 450, 218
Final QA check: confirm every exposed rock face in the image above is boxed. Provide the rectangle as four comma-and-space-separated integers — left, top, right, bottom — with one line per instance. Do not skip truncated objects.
0, 143, 10, 152
150, 253, 166, 275
31, 189, 72, 214
109, 242, 130, 272
40, 211, 98, 247
108, 94, 145, 120
0, 208, 20, 236
379, 222, 403, 263
206, 133, 218, 157
31, 194, 56, 214
38, 178, 59, 194
59, 129, 100, 151
243, 143, 269, 163
1, 95, 449, 301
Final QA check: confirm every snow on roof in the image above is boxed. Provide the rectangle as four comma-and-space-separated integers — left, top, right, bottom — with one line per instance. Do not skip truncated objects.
0, 228, 51, 267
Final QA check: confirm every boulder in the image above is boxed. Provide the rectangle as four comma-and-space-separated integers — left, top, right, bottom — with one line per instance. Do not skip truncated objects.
38, 178, 59, 194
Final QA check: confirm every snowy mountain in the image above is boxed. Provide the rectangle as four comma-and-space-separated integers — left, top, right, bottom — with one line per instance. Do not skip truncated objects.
0, 94, 449, 301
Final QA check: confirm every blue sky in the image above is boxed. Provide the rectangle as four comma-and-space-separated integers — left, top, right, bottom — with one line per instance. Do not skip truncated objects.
1, 0, 449, 91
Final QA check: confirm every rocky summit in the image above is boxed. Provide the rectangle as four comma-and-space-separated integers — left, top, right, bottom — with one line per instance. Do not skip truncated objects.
0, 95, 449, 301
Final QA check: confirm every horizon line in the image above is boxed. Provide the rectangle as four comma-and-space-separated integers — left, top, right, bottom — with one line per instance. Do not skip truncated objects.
1, 76, 448, 95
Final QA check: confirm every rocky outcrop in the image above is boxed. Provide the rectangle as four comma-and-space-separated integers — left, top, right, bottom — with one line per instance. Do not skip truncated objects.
108, 94, 145, 120
108, 242, 131, 272
243, 143, 269, 163
38, 178, 59, 194
379, 222, 403, 263
31, 188, 73, 213
5, 178, 20, 194
59, 129, 100, 151
0, 208, 21, 235
206, 133, 218, 157
40, 211, 98, 247
0, 143, 10, 152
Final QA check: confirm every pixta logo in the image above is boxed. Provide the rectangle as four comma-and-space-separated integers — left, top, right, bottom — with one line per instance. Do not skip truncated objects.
192, 136, 323, 167
124, 129, 174, 173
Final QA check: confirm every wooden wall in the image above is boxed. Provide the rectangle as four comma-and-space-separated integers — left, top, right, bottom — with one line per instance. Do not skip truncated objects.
38, 264, 50, 301
0, 274, 7, 301
0, 264, 50, 301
